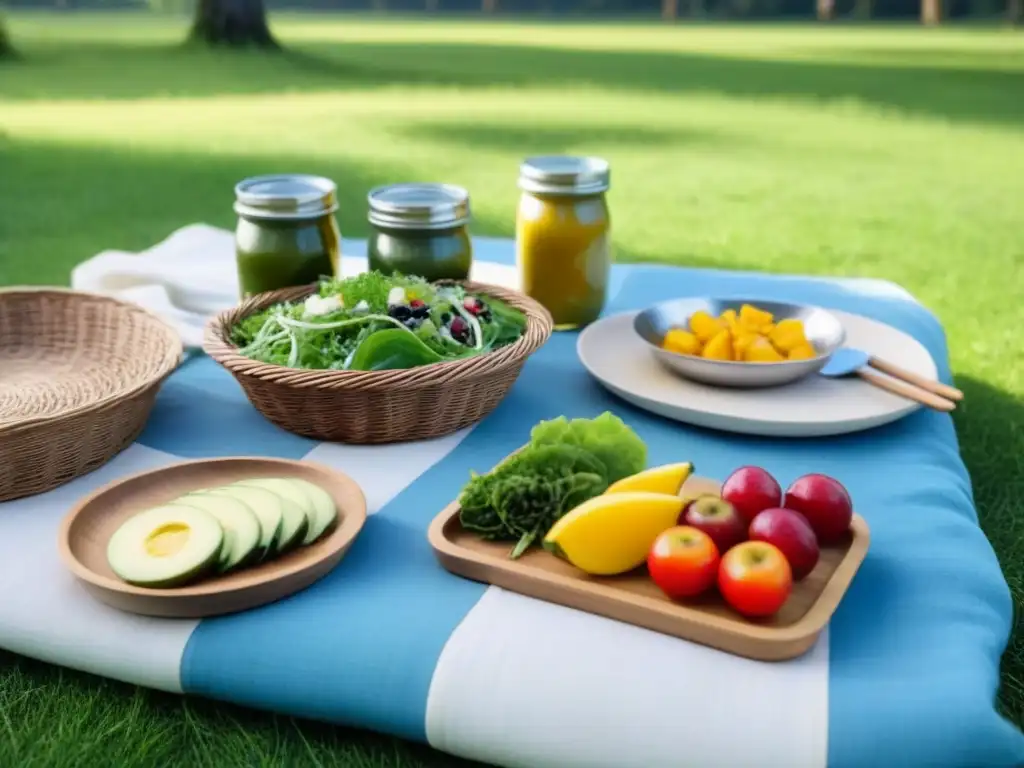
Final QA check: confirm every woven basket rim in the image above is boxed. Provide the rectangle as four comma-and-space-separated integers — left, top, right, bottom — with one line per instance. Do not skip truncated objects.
203, 279, 554, 392
0, 286, 184, 435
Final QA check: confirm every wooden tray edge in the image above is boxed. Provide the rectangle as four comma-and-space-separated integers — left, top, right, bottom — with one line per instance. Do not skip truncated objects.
427, 491, 870, 662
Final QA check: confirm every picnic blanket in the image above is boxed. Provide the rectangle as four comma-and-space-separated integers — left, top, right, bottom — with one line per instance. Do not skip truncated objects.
0, 226, 1019, 767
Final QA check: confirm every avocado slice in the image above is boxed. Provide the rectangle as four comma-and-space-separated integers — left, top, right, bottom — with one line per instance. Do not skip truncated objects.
175, 492, 262, 573
233, 478, 311, 555
106, 504, 223, 589
202, 485, 282, 561
287, 478, 338, 545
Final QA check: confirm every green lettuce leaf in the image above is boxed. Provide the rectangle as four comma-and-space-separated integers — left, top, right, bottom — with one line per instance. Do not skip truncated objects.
455, 412, 647, 559
458, 472, 506, 539
529, 412, 646, 484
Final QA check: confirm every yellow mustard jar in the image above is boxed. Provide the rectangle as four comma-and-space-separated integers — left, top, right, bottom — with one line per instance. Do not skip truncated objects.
516, 156, 611, 330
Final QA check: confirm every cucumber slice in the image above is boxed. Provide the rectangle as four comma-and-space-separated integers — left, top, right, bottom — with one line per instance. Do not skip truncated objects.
288, 478, 338, 544
106, 504, 223, 588
233, 478, 310, 554
202, 485, 282, 561
175, 492, 262, 573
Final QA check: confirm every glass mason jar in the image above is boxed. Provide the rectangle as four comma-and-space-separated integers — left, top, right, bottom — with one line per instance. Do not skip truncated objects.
516, 156, 611, 331
234, 174, 342, 299
367, 183, 473, 282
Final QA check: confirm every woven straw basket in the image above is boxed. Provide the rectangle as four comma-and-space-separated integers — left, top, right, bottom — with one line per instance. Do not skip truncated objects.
0, 288, 183, 503
204, 281, 553, 444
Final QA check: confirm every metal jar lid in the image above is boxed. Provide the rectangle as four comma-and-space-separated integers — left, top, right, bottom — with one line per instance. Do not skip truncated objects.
234, 174, 339, 220
517, 156, 610, 196
367, 183, 471, 231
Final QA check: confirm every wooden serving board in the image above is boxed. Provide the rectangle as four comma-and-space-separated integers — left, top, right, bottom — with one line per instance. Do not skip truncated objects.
428, 475, 870, 661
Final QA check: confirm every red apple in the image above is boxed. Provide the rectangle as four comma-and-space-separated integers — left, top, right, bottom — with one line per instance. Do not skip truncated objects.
718, 541, 792, 618
721, 466, 782, 523
681, 494, 747, 554
648, 526, 720, 600
783, 474, 853, 544
748, 507, 820, 580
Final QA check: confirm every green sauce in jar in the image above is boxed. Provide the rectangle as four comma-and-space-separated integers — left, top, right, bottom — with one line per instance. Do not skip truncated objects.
367, 183, 473, 282
234, 175, 341, 299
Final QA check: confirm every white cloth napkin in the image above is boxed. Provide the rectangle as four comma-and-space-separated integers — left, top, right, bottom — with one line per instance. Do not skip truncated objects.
71, 224, 518, 349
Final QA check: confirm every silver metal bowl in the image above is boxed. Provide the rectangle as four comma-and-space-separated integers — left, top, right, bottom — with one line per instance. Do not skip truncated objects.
633, 298, 846, 388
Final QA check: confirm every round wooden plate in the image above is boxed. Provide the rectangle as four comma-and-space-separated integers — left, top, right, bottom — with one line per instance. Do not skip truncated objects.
578, 309, 938, 438
57, 457, 368, 618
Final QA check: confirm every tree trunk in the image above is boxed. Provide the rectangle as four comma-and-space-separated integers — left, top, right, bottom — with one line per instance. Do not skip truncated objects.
920, 0, 941, 24
0, 19, 13, 59
481, 0, 497, 11
190, 0, 278, 48
853, 0, 872, 17
1009, 0, 1022, 24
662, 0, 678, 20
425, 0, 438, 10
816, 0, 835, 19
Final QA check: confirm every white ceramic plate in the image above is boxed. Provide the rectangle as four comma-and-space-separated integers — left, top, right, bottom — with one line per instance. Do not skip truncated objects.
577, 309, 938, 438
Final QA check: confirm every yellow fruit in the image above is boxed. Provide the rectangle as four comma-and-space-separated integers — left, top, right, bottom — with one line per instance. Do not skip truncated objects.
739, 304, 774, 328
787, 342, 818, 360
769, 318, 809, 353
719, 309, 739, 331
732, 332, 761, 359
744, 337, 786, 363
662, 329, 702, 357
702, 330, 734, 361
688, 311, 724, 343
543, 492, 685, 576
605, 462, 694, 496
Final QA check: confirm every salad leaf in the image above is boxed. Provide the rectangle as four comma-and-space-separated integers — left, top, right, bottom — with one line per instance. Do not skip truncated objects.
456, 412, 646, 559
480, 297, 529, 349
348, 328, 443, 371
319, 272, 434, 314
499, 443, 609, 485
458, 472, 506, 539
529, 412, 646, 484
554, 472, 608, 516
490, 475, 560, 559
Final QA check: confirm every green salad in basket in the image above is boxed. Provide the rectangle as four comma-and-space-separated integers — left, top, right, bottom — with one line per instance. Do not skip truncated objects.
229, 271, 528, 372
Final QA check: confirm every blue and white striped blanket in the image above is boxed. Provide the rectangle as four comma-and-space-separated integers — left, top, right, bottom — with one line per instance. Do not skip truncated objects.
2, 237, 1020, 768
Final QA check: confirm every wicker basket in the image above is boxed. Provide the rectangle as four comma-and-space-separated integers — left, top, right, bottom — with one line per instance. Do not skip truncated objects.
203, 281, 554, 444
0, 288, 183, 503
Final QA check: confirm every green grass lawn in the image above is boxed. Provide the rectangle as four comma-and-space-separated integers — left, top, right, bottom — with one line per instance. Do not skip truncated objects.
1, 12, 1023, 766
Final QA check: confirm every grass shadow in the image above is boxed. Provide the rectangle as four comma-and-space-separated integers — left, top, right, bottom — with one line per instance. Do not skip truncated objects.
2, 26, 1023, 130
393, 118, 718, 153
813, 45, 1024, 70
326, 40, 1024, 128
0, 41, 456, 100
952, 375, 1024, 726
276, 44, 447, 84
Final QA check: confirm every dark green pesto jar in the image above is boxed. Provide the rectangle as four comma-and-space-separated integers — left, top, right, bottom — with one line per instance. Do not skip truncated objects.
367, 183, 472, 282
234, 174, 341, 299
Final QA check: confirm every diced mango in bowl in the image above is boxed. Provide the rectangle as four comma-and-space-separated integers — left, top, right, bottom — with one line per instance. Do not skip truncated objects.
661, 304, 817, 363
